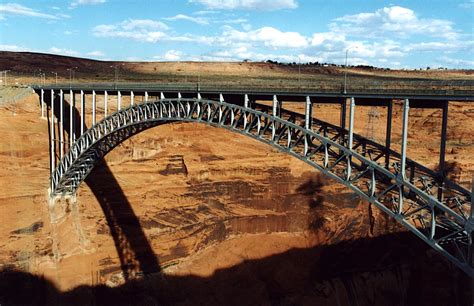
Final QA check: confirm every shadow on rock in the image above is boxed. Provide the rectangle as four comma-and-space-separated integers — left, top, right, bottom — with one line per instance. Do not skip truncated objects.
1, 231, 470, 306
47, 94, 161, 280
296, 173, 327, 231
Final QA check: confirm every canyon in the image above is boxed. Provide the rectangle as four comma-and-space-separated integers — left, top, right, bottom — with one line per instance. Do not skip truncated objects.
0, 87, 473, 305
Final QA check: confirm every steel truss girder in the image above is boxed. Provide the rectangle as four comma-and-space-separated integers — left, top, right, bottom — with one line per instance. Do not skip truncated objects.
50, 98, 473, 277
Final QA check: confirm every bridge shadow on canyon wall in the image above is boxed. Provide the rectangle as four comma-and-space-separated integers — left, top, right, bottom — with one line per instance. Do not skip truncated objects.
47, 94, 160, 279
0, 231, 471, 306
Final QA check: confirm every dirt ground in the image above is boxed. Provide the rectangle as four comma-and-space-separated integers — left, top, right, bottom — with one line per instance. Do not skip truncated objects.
0, 91, 473, 305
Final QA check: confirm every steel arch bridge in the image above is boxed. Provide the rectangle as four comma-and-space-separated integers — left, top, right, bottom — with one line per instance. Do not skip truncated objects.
43, 96, 474, 276
33, 85, 474, 277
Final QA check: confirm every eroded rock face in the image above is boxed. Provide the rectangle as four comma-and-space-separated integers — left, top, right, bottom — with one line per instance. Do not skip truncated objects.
0, 94, 473, 305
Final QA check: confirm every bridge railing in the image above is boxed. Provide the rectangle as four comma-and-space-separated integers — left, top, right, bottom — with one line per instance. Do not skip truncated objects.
30, 80, 474, 96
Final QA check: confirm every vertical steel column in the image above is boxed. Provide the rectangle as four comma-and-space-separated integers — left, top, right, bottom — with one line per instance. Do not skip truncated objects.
41, 89, 45, 118
438, 101, 449, 200
130, 91, 134, 105
92, 90, 96, 126
69, 90, 74, 145
346, 97, 355, 180
60, 90, 64, 159
304, 96, 312, 155
340, 98, 347, 130
348, 98, 355, 150
145, 91, 148, 102
80, 90, 84, 136
272, 95, 278, 117
118, 91, 121, 110
400, 99, 410, 180
385, 101, 393, 168
243, 94, 249, 128
340, 98, 348, 149
50, 90, 55, 176
272, 95, 278, 140
104, 90, 108, 117
218, 94, 224, 121
305, 96, 312, 130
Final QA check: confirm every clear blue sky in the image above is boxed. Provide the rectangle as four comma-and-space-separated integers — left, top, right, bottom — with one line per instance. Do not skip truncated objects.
1, 0, 473, 68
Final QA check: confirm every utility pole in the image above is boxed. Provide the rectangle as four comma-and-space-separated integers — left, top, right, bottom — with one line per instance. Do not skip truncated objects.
197, 63, 201, 92
344, 49, 349, 94
298, 62, 301, 89
3, 70, 10, 86
67, 67, 77, 88
110, 64, 123, 89
36, 69, 41, 86
343, 47, 357, 94
51, 72, 58, 84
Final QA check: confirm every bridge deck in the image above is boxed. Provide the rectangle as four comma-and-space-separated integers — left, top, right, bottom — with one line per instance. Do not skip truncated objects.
33, 83, 474, 102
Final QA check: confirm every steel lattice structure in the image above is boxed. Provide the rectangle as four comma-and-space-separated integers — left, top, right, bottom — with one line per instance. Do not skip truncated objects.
45, 97, 474, 276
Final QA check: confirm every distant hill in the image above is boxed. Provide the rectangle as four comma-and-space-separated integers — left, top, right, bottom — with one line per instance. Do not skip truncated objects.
0, 51, 472, 82
0, 51, 122, 74
0, 51, 305, 76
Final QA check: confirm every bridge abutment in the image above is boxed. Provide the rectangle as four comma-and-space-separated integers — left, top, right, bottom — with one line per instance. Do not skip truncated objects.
48, 193, 93, 263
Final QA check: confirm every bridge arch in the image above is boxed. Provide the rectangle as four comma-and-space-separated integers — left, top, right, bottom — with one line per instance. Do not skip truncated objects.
50, 97, 473, 276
